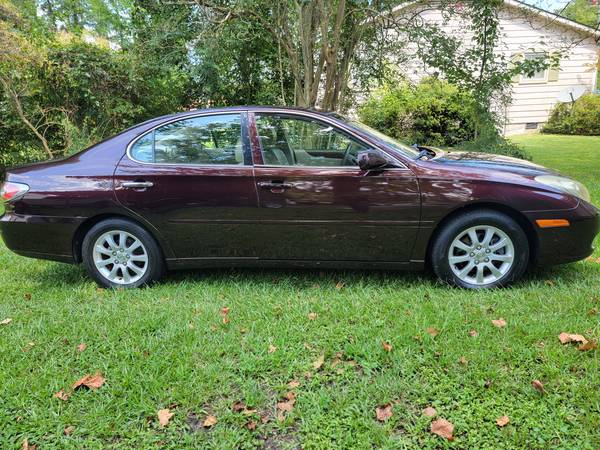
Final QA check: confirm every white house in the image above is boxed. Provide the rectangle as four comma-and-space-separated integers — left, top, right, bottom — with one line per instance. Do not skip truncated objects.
391, 0, 600, 135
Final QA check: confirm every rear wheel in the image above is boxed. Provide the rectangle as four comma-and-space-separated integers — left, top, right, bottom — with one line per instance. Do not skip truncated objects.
82, 218, 164, 288
430, 210, 529, 289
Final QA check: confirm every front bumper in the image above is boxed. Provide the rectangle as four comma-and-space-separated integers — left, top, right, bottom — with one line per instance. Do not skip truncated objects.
526, 200, 600, 266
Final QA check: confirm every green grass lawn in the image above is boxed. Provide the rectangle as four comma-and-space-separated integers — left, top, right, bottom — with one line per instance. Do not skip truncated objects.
1, 134, 599, 449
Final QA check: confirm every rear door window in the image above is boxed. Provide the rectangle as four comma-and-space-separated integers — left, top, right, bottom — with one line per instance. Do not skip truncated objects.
130, 114, 245, 165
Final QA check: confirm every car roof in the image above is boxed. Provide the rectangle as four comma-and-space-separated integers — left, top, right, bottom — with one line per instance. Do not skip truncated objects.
122, 106, 344, 133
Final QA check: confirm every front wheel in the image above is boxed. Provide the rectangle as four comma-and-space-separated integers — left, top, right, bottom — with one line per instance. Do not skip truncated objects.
82, 218, 164, 288
430, 210, 530, 289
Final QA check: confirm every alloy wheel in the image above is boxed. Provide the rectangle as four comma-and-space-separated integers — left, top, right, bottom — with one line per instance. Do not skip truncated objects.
448, 225, 515, 286
92, 230, 149, 285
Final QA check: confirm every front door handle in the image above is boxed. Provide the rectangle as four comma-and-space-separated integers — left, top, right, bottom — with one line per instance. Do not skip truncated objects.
122, 181, 154, 189
257, 181, 293, 194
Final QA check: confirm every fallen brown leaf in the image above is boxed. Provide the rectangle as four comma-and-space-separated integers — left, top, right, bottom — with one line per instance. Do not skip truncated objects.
232, 401, 246, 412
157, 409, 174, 427
22, 438, 36, 450
277, 399, 296, 412
64, 425, 75, 435
77, 343, 87, 352
245, 420, 257, 430
203, 415, 218, 427
220, 307, 230, 325
335, 281, 345, 290
0, 318, 12, 325
72, 372, 105, 390
491, 318, 507, 328
382, 341, 392, 352
426, 327, 439, 337
558, 332, 588, 345
24, 293, 32, 301
54, 389, 71, 401
268, 344, 277, 354
308, 312, 318, 321
312, 354, 325, 370
375, 403, 393, 422
532, 379, 545, 394
588, 308, 598, 316
459, 356, 468, 365
423, 406, 437, 417
288, 380, 300, 389
468, 330, 478, 337
496, 415, 510, 427
430, 418, 454, 440
276, 394, 296, 422
578, 340, 597, 352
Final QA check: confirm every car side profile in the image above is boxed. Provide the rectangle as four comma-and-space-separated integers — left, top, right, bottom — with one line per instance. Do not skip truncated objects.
1, 106, 598, 289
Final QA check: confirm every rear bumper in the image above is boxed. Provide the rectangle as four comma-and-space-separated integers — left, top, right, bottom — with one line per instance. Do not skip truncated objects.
527, 201, 600, 266
0, 211, 82, 263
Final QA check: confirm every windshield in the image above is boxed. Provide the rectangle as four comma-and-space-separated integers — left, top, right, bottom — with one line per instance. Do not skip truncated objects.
348, 120, 420, 157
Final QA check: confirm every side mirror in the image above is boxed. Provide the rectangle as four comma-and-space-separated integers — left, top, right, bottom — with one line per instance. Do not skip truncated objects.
358, 150, 389, 171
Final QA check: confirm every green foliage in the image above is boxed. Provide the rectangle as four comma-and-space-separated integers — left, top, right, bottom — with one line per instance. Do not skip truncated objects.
358, 78, 479, 147
560, 0, 599, 27
455, 128, 531, 160
0, 0, 194, 168
542, 94, 600, 136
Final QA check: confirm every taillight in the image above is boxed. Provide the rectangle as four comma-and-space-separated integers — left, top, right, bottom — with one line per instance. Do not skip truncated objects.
0, 182, 29, 202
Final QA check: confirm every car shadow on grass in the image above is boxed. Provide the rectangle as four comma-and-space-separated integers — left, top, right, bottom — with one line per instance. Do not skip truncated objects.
34, 259, 597, 291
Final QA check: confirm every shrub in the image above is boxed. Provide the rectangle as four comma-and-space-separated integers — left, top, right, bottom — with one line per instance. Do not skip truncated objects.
455, 130, 530, 160
357, 78, 479, 147
542, 94, 600, 135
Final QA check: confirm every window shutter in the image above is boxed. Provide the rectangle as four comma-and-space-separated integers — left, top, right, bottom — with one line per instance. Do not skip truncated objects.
510, 53, 524, 84
547, 54, 560, 82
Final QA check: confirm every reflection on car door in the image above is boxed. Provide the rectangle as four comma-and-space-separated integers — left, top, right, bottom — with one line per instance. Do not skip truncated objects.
114, 112, 261, 261
249, 112, 421, 262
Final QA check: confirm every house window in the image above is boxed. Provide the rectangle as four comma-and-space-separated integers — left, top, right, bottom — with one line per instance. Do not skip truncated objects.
521, 53, 547, 83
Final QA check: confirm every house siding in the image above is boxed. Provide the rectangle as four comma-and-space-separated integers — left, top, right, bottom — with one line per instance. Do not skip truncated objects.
395, 2, 599, 135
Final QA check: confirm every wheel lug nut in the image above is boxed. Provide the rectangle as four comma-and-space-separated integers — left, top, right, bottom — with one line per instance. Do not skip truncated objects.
485, 258, 489, 262
475, 260, 479, 264
486, 249, 490, 253
477, 245, 481, 250
470, 252, 475, 257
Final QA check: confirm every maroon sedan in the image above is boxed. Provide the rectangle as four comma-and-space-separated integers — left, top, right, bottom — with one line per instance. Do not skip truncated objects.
1, 107, 598, 289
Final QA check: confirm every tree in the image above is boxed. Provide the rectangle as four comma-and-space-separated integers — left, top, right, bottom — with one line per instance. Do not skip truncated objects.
192, 0, 411, 111
560, 0, 599, 27
0, 0, 54, 158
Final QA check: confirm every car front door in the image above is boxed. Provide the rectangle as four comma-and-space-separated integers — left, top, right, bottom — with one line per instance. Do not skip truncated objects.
249, 112, 421, 262
114, 112, 261, 262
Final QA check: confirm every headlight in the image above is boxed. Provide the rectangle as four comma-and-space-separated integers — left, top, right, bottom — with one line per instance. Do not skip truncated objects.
534, 175, 591, 202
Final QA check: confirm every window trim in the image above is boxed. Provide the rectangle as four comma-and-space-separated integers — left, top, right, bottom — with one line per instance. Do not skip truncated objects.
519, 52, 548, 85
126, 112, 251, 167
251, 111, 408, 170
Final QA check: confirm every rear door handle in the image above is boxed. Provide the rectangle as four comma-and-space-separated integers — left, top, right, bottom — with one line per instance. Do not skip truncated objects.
122, 181, 154, 189
257, 181, 293, 189
257, 181, 293, 194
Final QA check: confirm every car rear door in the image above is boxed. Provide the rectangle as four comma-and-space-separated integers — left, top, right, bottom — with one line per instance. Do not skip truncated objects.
114, 111, 261, 261
248, 111, 421, 262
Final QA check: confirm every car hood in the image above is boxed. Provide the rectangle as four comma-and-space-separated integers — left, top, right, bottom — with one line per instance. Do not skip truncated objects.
432, 151, 558, 176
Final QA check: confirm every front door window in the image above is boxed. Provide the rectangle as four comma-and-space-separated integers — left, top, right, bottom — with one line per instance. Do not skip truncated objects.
255, 115, 369, 167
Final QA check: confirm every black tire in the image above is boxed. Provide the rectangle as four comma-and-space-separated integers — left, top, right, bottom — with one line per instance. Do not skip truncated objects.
430, 209, 529, 289
82, 218, 164, 288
